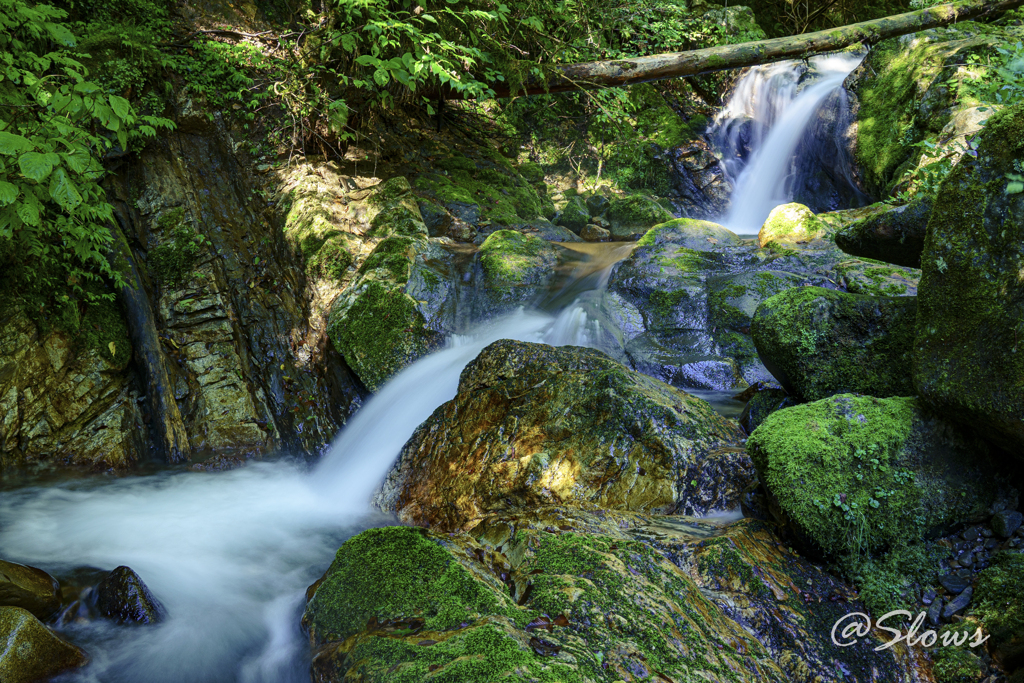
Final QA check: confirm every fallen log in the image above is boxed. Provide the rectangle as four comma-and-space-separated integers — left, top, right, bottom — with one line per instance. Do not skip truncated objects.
490, 0, 1024, 97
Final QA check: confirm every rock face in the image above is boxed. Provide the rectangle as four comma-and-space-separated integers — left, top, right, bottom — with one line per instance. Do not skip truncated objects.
0, 560, 61, 621
303, 510, 922, 683
747, 394, 1016, 557
0, 309, 144, 471
835, 198, 931, 268
0, 606, 87, 683
914, 104, 1024, 454
375, 340, 749, 531
93, 566, 165, 625
751, 286, 917, 402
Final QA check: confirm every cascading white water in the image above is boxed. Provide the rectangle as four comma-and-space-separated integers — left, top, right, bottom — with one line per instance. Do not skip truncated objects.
0, 251, 629, 682
711, 53, 864, 233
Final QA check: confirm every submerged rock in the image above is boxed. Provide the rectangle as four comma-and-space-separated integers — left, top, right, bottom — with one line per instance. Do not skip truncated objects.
757, 202, 827, 247
375, 340, 749, 531
0, 606, 87, 682
747, 394, 1016, 557
751, 286, 916, 402
304, 509, 923, 683
834, 198, 931, 268
0, 560, 61, 621
93, 566, 165, 625
914, 104, 1024, 454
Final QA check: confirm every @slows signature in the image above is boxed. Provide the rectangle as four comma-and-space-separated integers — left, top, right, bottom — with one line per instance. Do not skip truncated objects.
832, 611, 990, 651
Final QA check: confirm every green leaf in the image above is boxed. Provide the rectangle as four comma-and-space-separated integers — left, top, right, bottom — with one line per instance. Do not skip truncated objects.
1007, 181, 1024, 195
44, 21, 76, 47
18, 152, 55, 182
49, 168, 83, 210
0, 181, 18, 206
0, 132, 34, 156
16, 202, 40, 226
108, 94, 132, 120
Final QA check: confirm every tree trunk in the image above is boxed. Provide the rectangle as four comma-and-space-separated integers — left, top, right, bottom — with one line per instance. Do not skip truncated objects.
490, 0, 1023, 98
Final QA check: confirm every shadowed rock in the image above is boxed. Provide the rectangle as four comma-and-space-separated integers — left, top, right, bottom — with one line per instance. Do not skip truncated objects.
835, 198, 930, 268
94, 566, 166, 625
0, 559, 61, 621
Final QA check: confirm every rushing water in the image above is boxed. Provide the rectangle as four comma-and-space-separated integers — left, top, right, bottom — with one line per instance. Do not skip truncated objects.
0, 247, 635, 683
711, 52, 865, 233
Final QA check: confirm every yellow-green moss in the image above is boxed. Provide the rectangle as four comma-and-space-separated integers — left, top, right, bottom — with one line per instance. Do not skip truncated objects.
149, 207, 205, 285
479, 230, 554, 284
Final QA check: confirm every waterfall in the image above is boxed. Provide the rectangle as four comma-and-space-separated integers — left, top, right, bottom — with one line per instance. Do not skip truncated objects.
710, 52, 865, 233
0, 247, 630, 683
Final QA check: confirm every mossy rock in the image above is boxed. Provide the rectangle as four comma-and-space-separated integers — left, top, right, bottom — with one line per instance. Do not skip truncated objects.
606, 195, 674, 240
514, 161, 545, 184
757, 203, 827, 247
305, 507, 919, 683
0, 606, 87, 683
0, 560, 61, 620
478, 230, 559, 311
367, 196, 428, 239
375, 340, 747, 530
306, 235, 354, 281
369, 176, 413, 206
327, 237, 447, 391
554, 196, 589, 234
636, 217, 742, 250
835, 198, 931, 269
969, 552, 1024, 674
149, 206, 206, 285
751, 286, 917, 402
914, 103, 1024, 455
831, 258, 920, 297
747, 394, 1014, 557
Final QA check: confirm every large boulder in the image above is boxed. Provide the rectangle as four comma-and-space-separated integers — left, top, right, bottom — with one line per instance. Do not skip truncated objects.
606, 195, 674, 240
375, 340, 749, 531
93, 566, 165, 625
914, 104, 1024, 454
751, 286, 917, 402
303, 510, 924, 683
477, 230, 560, 313
0, 606, 87, 682
0, 560, 61, 620
834, 198, 931, 268
747, 394, 1017, 557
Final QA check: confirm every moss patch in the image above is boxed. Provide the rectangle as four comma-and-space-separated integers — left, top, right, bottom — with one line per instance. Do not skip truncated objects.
479, 230, 556, 284
149, 207, 205, 285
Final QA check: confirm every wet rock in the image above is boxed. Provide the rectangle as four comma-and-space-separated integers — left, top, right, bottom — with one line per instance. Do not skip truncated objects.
940, 573, 971, 595
747, 394, 1017, 557
305, 509, 922, 683
554, 196, 589, 233
0, 560, 61, 620
0, 606, 87, 682
915, 105, 1024, 455
668, 140, 732, 219
585, 194, 609, 217
943, 586, 973, 619
928, 598, 943, 626
327, 235, 451, 391
737, 383, 791, 434
580, 224, 610, 242
751, 286, 917, 402
834, 198, 931, 268
637, 217, 743, 251
93, 566, 165, 625
507, 218, 581, 243
757, 203, 827, 247
625, 333, 745, 391
478, 230, 561, 314
922, 587, 937, 605
994, 511, 1024, 539
606, 195, 674, 240
375, 340, 749, 531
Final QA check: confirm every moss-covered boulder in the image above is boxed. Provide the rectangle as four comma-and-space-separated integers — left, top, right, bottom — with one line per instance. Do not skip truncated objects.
478, 230, 560, 312
327, 236, 453, 391
0, 606, 87, 682
751, 286, 917, 402
0, 560, 61, 620
757, 203, 827, 247
835, 198, 931, 268
606, 195, 674, 240
375, 340, 748, 530
914, 104, 1024, 454
637, 217, 743, 251
304, 508, 924, 683
747, 394, 1015, 557
554, 196, 589, 234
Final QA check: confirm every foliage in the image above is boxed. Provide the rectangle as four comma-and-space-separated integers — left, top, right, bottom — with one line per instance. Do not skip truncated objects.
949, 40, 1024, 108
0, 0, 172, 322
746, 0, 912, 38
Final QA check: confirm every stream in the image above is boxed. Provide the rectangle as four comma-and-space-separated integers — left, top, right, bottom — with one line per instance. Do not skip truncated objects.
0, 52, 865, 682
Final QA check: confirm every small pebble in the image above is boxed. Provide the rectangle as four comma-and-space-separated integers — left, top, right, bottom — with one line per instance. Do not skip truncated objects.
922, 588, 937, 606
927, 599, 943, 626
957, 552, 974, 568
985, 538, 1000, 550
943, 587, 973, 619
982, 528, 994, 538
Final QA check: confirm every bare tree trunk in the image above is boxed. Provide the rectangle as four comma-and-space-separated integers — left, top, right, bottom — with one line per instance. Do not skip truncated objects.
490, 0, 1023, 98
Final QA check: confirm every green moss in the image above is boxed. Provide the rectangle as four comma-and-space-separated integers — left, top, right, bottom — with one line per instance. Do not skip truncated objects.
748, 395, 922, 556
413, 153, 545, 226
759, 203, 826, 245
368, 199, 428, 239
972, 552, 1024, 653
78, 297, 133, 368
479, 230, 551, 284
306, 527, 517, 645
842, 542, 944, 616
149, 207, 205, 285
358, 237, 417, 283
515, 161, 545, 184
931, 627, 986, 683
370, 176, 413, 205
307, 236, 354, 281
